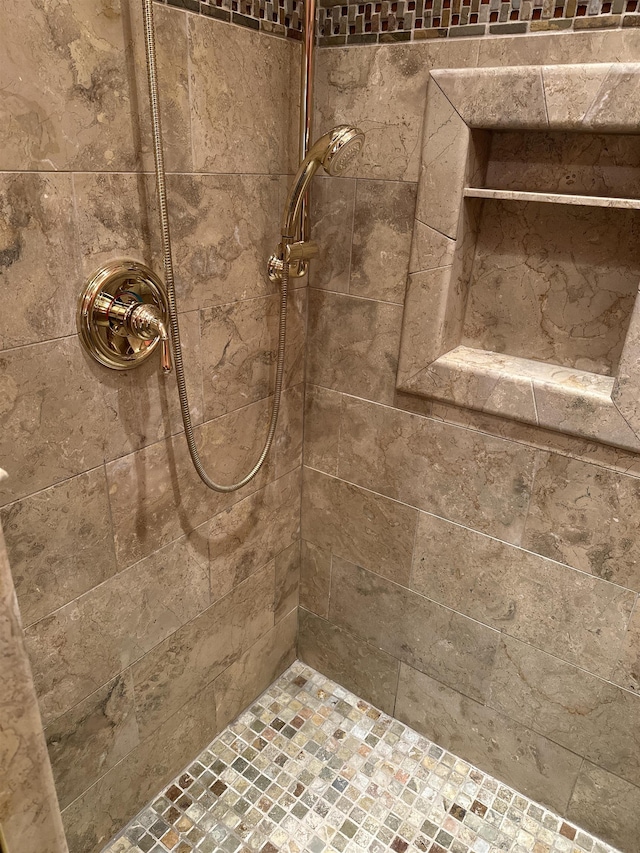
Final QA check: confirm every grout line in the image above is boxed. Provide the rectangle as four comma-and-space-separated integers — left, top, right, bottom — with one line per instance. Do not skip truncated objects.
301, 462, 640, 596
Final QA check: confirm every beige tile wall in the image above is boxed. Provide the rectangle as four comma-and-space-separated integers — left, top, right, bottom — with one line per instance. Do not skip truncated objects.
301, 31, 640, 853
0, 2, 301, 851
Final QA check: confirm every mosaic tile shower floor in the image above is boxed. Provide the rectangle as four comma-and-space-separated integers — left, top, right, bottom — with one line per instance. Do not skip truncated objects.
104, 663, 619, 853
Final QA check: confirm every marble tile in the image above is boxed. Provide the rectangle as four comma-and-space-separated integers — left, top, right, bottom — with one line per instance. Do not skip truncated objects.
214, 609, 297, 730
0, 337, 109, 507
0, 468, 116, 627
522, 453, 640, 591
338, 396, 538, 544
274, 540, 300, 622
275, 383, 304, 479
298, 608, 399, 715
0, 523, 69, 853
533, 367, 640, 453
303, 384, 342, 476
476, 29, 640, 67
307, 290, 403, 406
45, 672, 140, 810
542, 64, 612, 129
166, 174, 280, 314
301, 467, 418, 585
350, 180, 417, 303
613, 601, 640, 694
314, 45, 433, 182
0, 0, 138, 171
409, 219, 456, 274
201, 288, 305, 420
299, 539, 331, 619
462, 200, 640, 377
101, 310, 205, 461
308, 175, 356, 293
208, 468, 301, 602
412, 512, 635, 679
132, 561, 274, 740
129, 3, 192, 174
72, 171, 156, 276
61, 676, 219, 853
432, 67, 547, 130
613, 278, 640, 437
0, 173, 79, 350
415, 78, 470, 240
396, 267, 454, 385
201, 295, 277, 419
25, 531, 210, 725
484, 129, 640, 198
567, 762, 640, 853
408, 347, 640, 454
105, 401, 271, 568
330, 557, 500, 703
488, 636, 640, 788
189, 14, 297, 174
412, 346, 539, 427
583, 63, 640, 132
395, 663, 583, 815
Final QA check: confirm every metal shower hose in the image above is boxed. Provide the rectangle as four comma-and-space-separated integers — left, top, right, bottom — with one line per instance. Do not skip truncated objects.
142, 0, 290, 492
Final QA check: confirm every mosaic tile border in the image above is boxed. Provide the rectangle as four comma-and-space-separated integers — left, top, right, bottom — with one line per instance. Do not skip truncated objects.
104, 662, 620, 853
160, 0, 640, 43
317, 0, 640, 45
160, 0, 304, 41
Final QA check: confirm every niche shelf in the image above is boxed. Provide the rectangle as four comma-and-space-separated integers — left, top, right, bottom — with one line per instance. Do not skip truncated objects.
463, 187, 640, 211
397, 62, 640, 452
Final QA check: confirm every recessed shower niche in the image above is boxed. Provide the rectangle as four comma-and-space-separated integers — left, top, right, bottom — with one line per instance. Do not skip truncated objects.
397, 63, 640, 451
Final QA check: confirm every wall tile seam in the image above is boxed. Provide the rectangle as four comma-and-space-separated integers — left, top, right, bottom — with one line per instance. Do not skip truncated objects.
307, 383, 640, 480
0, 303, 200, 357
308, 285, 408, 309
481, 679, 640, 791
43, 668, 142, 799
35, 557, 279, 734
324, 558, 640, 704
302, 463, 640, 596
392, 658, 594, 801
17, 525, 212, 636
316, 527, 640, 689
298, 605, 401, 672
158, 0, 305, 43
101, 392, 301, 487
58, 615, 297, 819
0, 170, 300, 179
308, 629, 640, 807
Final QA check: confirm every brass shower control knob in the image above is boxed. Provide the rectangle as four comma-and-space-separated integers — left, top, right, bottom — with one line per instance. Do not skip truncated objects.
77, 260, 172, 372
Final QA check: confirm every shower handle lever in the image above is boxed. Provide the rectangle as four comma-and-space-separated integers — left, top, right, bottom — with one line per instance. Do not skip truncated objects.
77, 260, 172, 372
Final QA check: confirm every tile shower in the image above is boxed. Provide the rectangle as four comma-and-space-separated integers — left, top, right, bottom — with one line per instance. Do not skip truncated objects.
1, 5, 640, 853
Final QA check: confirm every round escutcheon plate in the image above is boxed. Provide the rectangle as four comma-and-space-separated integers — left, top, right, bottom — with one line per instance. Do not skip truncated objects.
77, 259, 168, 370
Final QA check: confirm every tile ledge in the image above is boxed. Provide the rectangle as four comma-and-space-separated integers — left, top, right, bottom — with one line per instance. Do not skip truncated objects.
399, 346, 640, 452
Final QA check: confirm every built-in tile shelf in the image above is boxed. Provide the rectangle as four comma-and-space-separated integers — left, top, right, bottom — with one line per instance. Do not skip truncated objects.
398, 63, 640, 453
463, 187, 640, 211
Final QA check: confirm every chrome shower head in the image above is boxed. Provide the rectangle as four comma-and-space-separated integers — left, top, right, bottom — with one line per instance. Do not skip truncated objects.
281, 125, 366, 238
320, 125, 366, 177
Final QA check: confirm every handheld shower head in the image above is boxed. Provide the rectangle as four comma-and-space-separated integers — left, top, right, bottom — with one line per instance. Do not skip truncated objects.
281, 124, 365, 239
320, 125, 366, 177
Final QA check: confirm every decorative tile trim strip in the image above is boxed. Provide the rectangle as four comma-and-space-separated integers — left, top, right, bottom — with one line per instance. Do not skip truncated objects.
317, 0, 640, 44
160, 0, 304, 40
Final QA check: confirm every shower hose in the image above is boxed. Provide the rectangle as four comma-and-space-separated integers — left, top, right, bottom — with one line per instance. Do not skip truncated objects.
142, 0, 290, 492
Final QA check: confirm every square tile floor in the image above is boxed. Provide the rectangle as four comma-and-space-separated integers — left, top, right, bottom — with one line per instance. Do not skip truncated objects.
104, 662, 620, 853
